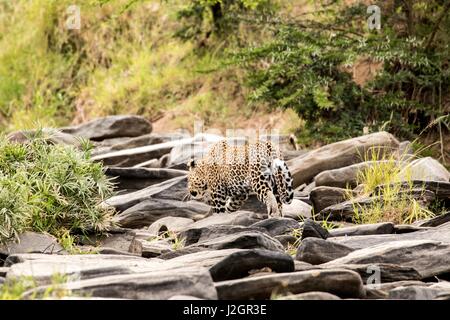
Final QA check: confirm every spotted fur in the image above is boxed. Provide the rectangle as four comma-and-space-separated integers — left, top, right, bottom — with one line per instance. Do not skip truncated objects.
187, 140, 294, 217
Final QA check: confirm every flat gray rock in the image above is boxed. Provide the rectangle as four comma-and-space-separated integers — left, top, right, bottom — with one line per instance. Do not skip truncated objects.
287, 132, 399, 188
329, 221, 450, 249
296, 238, 354, 265
215, 269, 365, 299
250, 218, 301, 237
329, 222, 395, 237
105, 167, 187, 192
114, 198, 209, 228
61, 115, 152, 141
190, 230, 285, 252
209, 249, 295, 281
23, 267, 217, 300
314, 161, 402, 189
0, 232, 64, 257
310, 186, 352, 213
323, 239, 450, 279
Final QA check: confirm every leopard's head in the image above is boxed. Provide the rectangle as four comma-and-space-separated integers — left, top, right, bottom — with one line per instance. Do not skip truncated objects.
187, 159, 207, 200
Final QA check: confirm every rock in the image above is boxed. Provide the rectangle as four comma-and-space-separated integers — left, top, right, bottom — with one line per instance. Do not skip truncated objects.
0, 267, 9, 277
417, 211, 450, 228
105, 167, 187, 193
209, 249, 295, 282
329, 222, 395, 237
158, 247, 209, 260
114, 199, 209, 228
393, 224, 431, 234
323, 240, 450, 279
250, 218, 302, 237
388, 283, 450, 300
215, 269, 365, 299
278, 291, 341, 300
24, 267, 217, 300
93, 133, 182, 156
295, 238, 354, 265
275, 235, 299, 246
130, 238, 174, 258
191, 231, 285, 252
92, 137, 194, 167
105, 175, 190, 211
330, 221, 450, 250
375, 180, 450, 202
0, 232, 64, 257
95, 231, 136, 253
398, 157, 450, 182
282, 199, 313, 220
314, 161, 402, 189
287, 132, 400, 188
61, 115, 152, 141
167, 133, 227, 168
147, 217, 194, 235
180, 225, 268, 247
364, 280, 429, 299
318, 190, 435, 221
5, 254, 164, 284
310, 186, 352, 213
185, 211, 263, 230
6, 129, 82, 148
301, 219, 329, 240
325, 263, 422, 284
166, 249, 243, 268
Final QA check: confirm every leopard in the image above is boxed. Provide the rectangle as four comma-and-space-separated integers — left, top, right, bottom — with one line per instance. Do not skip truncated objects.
186, 140, 294, 217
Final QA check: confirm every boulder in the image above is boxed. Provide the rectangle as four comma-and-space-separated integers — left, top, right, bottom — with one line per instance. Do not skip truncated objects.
215, 269, 365, 299
147, 217, 194, 235
310, 186, 352, 213
190, 230, 285, 252
295, 238, 354, 265
0, 232, 64, 257
105, 167, 187, 193
61, 115, 152, 141
209, 249, 295, 281
314, 161, 402, 189
114, 199, 209, 229
388, 283, 450, 300
184, 211, 263, 230
417, 211, 450, 228
24, 267, 217, 300
180, 225, 268, 247
323, 240, 450, 279
287, 132, 399, 188
282, 199, 313, 220
92, 137, 194, 167
250, 218, 302, 237
92, 133, 184, 156
105, 175, 189, 212
301, 219, 329, 240
398, 157, 450, 182
330, 221, 450, 249
329, 222, 395, 237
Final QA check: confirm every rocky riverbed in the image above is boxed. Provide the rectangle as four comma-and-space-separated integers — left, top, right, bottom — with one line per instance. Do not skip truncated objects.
1, 115, 450, 300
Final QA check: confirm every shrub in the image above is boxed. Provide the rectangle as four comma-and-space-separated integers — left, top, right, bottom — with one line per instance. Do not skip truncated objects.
230, 1, 450, 144
0, 132, 115, 244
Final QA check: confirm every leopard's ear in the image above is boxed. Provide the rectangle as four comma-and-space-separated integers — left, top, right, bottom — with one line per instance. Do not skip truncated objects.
188, 158, 196, 170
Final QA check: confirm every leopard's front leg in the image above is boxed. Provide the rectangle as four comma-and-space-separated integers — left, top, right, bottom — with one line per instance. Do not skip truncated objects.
250, 162, 281, 217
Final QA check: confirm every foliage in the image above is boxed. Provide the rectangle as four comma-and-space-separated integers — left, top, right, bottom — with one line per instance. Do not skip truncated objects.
347, 148, 435, 224
0, 131, 115, 244
230, 0, 450, 144
175, 0, 275, 44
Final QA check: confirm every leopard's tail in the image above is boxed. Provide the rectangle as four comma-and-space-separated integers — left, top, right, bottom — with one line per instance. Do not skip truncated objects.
271, 158, 294, 204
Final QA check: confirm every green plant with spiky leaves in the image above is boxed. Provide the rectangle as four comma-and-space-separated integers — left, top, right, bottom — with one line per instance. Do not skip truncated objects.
0, 131, 115, 245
